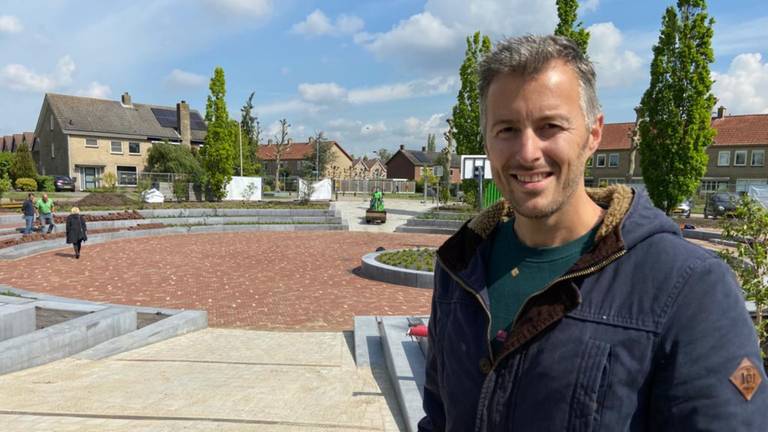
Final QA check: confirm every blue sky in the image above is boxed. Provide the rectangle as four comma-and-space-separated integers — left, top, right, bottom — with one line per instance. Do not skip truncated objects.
0, 0, 766, 158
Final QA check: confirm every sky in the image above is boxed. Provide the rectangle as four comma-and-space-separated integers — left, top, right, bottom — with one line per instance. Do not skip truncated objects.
0, 0, 766, 158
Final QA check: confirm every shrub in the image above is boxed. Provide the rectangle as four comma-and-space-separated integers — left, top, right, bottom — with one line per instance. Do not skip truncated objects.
36, 176, 55, 192
9, 143, 37, 180
0, 174, 11, 200
173, 179, 189, 201
15, 177, 37, 192
137, 176, 152, 193
262, 184, 272, 193
0, 153, 13, 179
101, 172, 117, 191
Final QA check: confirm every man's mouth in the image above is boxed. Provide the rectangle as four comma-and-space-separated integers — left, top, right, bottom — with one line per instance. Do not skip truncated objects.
512, 173, 552, 183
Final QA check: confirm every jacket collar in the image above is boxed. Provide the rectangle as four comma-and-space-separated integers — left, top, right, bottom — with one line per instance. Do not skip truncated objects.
437, 184, 635, 277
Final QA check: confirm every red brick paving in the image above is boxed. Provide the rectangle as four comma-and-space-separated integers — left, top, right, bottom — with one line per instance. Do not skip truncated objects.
0, 232, 447, 331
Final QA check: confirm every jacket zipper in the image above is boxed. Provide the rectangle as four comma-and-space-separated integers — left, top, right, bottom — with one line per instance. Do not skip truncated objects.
436, 254, 494, 361
489, 249, 627, 372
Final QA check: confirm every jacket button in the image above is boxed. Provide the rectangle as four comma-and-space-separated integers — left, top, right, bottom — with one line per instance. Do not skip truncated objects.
479, 357, 492, 374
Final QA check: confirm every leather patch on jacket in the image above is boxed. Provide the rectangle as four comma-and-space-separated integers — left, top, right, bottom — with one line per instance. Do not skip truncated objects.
730, 357, 762, 401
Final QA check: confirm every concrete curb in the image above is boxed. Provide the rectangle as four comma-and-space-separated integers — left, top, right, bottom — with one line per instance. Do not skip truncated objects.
0, 304, 36, 342
360, 250, 434, 289
0, 307, 136, 375
353, 316, 385, 368
76, 310, 208, 360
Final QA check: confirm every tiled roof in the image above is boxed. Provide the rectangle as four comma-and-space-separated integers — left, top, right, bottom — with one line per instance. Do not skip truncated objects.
599, 114, 768, 150
396, 149, 461, 168
258, 141, 352, 162
45, 93, 206, 143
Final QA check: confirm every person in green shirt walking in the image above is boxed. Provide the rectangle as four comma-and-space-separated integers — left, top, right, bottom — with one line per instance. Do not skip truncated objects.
35, 193, 55, 234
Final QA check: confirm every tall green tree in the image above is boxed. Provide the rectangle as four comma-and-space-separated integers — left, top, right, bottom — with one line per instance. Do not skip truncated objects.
200, 67, 236, 200
303, 131, 336, 180
453, 31, 491, 156
554, 0, 590, 54
10, 142, 37, 180
638, 0, 716, 214
426, 133, 436, 152
240, 92, 262, 176
374, 148, 392, 162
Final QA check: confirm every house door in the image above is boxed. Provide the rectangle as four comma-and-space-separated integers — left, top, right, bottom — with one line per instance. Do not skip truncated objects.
81, 167, 98, 190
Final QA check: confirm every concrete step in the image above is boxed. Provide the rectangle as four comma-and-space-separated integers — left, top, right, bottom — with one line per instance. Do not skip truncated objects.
395, 225, 458, 235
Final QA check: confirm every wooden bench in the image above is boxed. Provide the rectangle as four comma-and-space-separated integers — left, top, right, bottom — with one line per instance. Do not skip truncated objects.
0, 202, 22, 211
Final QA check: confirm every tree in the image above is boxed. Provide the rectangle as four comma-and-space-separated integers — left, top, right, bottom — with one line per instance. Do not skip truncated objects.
303, 131, 336, 180
146, 141, 202, 176
440, 118, 457, 200
453, 31, 491, 156
0, 152, 13, 179
426, 133, 437, 152
10, 142, 37, 181
554, 0, 590, 54
638, 0, 716, 214
240, 92, 262, 176
719, 196, 768, 359
374, 148, 392, 162
200, 67, 236, 200
272, 118, 291, 192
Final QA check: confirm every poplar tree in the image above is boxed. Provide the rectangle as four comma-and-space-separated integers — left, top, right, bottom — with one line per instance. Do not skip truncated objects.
554, 0, 590, 54
453, 31, 491, 156
638, 0, 716, 214
201, 67, 235, 200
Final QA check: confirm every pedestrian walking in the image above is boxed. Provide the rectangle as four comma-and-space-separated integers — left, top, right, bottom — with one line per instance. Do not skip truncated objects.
21, 193, 35, 235
65, 207, 87, 259
36, 193, 55, 234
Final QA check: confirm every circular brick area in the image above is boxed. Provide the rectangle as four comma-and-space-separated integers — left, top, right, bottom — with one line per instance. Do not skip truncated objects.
0, 232, 447, 331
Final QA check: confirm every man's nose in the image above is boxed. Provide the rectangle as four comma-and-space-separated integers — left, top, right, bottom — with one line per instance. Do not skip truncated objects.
515, 128, 543, 165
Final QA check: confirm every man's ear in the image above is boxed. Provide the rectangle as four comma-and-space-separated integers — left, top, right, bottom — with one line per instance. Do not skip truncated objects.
587, 113, 604, 154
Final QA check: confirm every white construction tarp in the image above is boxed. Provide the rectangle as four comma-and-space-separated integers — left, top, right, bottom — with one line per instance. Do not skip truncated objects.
224, 176, 262, 201
748, 185, 768, 209
298, 178, 332, 201
141, 188, 165, 203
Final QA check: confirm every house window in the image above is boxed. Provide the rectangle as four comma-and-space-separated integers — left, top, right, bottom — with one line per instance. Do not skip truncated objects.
586, 156, 593, 167
116, 166, 138, 186
129, 142, 140, 155
608, 153, 619, 168
736, 178, 768, 193
86, 138, 98, 148
49, 115, 54, 131
751, 150, 765, 167
598, 178, 625, 186
111, 141, 123, 154
700, 179, 728, 193
734, 150, 747, 166
51, 142, 55, 159
717, 151, 730, 166
595, 154, 606, 168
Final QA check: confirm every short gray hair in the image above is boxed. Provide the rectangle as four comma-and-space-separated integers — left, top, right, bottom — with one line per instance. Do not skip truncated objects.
479, 35, 601, 134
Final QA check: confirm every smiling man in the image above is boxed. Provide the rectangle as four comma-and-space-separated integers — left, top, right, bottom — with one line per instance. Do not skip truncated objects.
418, 35, 767, 431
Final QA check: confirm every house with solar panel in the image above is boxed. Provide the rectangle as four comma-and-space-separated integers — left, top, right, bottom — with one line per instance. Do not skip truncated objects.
385, 144, 461, 183
33, 92, 206, 190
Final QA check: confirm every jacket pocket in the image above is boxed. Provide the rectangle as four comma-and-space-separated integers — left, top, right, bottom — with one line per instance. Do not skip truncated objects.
567, 339, 612, 432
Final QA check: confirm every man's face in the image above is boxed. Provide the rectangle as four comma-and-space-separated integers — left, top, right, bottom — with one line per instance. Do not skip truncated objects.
484, 60, 603, 220
42, 194, 48, 202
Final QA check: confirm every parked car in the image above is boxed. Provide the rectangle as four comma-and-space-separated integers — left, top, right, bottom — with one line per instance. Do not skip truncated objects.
53, 175, 75, 192
704, 192, 739, 218
672, 199, 692, 218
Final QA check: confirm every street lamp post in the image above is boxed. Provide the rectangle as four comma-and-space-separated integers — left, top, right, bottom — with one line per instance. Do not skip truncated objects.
238, 121, 243, 176
315, 137, 320, 182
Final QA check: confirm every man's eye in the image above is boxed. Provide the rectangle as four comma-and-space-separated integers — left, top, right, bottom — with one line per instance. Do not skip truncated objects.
497, 126, 518, 135
544, 123, 562, 130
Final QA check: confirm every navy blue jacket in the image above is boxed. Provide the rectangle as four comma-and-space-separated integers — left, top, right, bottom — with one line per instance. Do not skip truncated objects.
419, 186, 768, 431
22, 198, 35, 217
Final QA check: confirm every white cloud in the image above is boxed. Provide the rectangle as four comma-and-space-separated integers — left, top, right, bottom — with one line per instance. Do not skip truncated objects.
298, 82, 347, 103
76, 81, 111, 99
295, 76, 457, 106
587, 22, 644, 88
712, 53, 768, 114
579, 0, 600, 13
361, 121, 387, 136
0, 15, 22, 34
165, 69, 207, 88
0, 55, 75, 92
402, 113, 447, 137
255, 99, 318, 116
292, 9, 364, 37
204, 0, 272, 18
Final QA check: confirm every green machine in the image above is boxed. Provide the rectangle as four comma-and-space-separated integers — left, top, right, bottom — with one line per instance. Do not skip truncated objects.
365, 189, 387, 224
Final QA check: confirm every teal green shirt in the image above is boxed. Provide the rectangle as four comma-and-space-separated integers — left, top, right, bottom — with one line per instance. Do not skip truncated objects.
487, 220, 598, 351
35, 198, 54, 214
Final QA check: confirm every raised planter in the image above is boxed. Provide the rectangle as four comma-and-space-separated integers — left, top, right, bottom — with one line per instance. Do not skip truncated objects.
360, 250, 434, 289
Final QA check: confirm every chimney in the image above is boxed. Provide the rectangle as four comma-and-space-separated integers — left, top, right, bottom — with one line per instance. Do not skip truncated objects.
268, 138, 274, 145
717, 106, 727, 119
287, 138, 293, 145
121, 92, 132, 107
176, 100, 191, 148
399, 144, 404, 150
422, 146, 426, 152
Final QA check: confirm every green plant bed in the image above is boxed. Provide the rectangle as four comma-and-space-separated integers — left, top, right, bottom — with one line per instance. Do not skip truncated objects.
377, 248, 436, 272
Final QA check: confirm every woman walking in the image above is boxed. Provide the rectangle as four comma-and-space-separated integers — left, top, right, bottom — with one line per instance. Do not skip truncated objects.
65, 207, 87, 259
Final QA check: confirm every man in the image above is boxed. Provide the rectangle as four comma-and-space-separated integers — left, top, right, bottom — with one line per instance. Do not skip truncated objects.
35, 193, 55, 234
21, 193, 35, 235
419, 35, 767, 431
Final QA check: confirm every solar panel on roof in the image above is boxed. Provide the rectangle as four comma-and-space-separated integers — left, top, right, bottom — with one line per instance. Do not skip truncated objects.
151, 108, 178, 128
189, 112, 207, 131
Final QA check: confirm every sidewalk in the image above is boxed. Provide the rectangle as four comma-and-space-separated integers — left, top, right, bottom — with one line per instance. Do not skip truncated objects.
0, 328, 405, 431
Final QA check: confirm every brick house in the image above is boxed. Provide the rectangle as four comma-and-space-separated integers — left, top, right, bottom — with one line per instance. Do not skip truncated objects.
257, 139, 353, 179
351, 158, 387, 179
386, 145, 461, 183
1, 132, 36, 153
33, 92, 206, 190
591, 108, 768, 193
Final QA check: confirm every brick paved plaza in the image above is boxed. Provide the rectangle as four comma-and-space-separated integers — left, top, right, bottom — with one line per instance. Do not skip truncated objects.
0, 232, 447, 331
